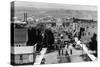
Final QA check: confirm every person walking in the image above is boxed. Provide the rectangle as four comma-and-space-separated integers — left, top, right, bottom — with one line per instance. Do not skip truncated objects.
64, 44, 68, 56
57, 39, 61, 56
60, 39, 64, 56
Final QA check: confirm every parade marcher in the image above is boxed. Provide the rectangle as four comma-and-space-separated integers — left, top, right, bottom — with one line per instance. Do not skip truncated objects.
60, 37, 64, 56
54, 39, 58, 50
64, 44, 68, 56
57, 38, 61, 56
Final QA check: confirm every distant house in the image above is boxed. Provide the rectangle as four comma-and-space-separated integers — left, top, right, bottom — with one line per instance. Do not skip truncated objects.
72, 18, 97, 42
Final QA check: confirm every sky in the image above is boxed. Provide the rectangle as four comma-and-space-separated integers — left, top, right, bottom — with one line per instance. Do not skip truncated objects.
14, 1, 97, 11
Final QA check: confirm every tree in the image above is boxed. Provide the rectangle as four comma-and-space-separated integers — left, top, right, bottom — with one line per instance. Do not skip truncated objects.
88, 33, 97, 57
43, 29, 55, 50
27, 27, 37, 46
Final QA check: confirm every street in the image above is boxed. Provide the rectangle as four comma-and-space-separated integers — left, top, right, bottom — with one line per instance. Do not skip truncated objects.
34, 45, 89, 64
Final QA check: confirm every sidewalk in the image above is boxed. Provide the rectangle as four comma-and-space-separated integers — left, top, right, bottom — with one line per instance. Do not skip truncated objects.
34, 48, 47, 65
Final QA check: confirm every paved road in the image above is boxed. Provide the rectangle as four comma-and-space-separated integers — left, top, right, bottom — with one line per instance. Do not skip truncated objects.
34, 46, 87, 64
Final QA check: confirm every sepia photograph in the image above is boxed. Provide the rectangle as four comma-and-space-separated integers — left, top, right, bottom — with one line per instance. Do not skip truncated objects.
11, 1, 97, 66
